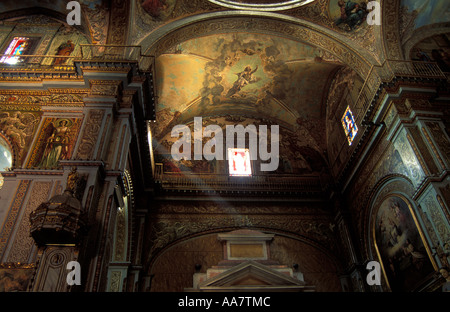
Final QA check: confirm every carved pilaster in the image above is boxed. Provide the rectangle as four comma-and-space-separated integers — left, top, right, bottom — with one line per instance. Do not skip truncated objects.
75, 109, 106, 161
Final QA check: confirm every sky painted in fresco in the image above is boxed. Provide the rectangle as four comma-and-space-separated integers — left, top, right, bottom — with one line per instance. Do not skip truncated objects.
402, 0, 450, 29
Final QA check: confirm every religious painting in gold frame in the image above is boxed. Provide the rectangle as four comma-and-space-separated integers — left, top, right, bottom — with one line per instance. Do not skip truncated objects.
372, 194, 436, 291
26, 117, 82, 169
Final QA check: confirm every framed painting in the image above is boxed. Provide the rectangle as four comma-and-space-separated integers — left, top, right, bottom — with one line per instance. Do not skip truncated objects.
26, 117, 82, 169
373, 195, 436, 291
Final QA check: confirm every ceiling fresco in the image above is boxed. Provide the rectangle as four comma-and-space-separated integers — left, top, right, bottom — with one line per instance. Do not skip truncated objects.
400, 0, 449, 30
400, 0, 450, 52
329, 0, 372, 31
155, 33, 340, 137
154, 115, 328, 175
141, 0, 177, 20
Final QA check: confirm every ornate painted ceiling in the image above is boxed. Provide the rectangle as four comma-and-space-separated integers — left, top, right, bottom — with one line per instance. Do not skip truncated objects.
155, 33, 340, 129
0, 0, 447, 177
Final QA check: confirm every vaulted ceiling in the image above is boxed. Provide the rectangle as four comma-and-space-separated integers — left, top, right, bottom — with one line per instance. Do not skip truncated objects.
0, 0, 447, 178
155, 33, 340, 131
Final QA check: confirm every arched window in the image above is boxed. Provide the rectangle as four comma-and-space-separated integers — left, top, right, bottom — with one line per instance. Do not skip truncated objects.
0, 36, 40, 65
0, 136, 13, 189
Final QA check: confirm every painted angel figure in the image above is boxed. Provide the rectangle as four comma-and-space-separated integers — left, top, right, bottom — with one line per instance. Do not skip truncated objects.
0, 111, 38, 149
335, 0, 368, 30
141, 0, 169, 19
39, 119, 71, 169
226, 65, 260, 97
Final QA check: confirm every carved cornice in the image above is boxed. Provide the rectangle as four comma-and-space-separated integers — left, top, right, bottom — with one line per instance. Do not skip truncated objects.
88, 79, 122, 97
154, 176, 328, 199
0, 90, 87, 105
0, 262, 36, 269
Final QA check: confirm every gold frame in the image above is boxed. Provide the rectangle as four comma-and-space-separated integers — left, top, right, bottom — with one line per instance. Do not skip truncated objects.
371, 193, 438, 291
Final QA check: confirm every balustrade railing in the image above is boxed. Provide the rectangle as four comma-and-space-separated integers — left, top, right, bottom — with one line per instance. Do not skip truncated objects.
387, 60, 445, 78
154, 163, 324, 193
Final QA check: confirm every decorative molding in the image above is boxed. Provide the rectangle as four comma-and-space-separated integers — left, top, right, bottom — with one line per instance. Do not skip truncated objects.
109, 271, 122, 292
421, 189, 450, 246
145, 204, 337, 267
0, 180, 31, 260
422, 127, 446, 169
7, 181, 52, 263
114, 206, 127, 262
426, 122, 450, 166
107, 0, 130, 45
382, 0, 403, 60
76, 109, 105, 160
81, 1, 110, 44
92, 192, 113, 292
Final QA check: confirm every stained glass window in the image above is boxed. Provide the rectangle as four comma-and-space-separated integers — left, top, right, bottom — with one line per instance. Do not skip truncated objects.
0, 37, 31, 64
341, 106, 358, 145
228, 148, 252, 176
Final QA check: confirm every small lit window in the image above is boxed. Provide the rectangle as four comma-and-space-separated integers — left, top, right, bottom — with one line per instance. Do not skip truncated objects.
341, 106, 358, 145
0, 137, 12, 171
0, 136, 13, 190
228, 148, 251, 176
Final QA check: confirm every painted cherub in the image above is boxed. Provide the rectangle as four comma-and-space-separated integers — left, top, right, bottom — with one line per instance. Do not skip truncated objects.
226, 65, 260, 97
